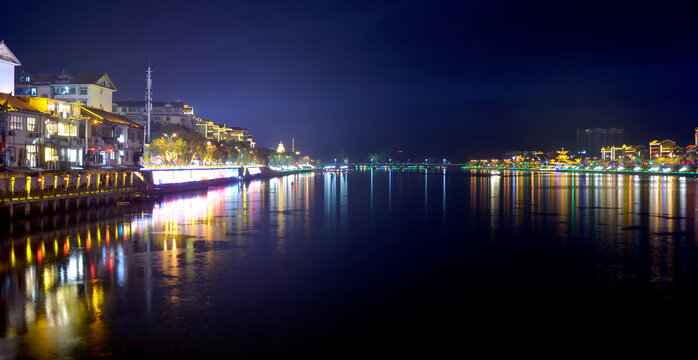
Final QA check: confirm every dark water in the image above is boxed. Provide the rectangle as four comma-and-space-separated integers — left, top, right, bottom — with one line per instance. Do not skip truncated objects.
3, 169, 698, 357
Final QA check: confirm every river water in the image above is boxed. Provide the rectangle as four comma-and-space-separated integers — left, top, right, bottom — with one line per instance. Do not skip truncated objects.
2, 169, 698, 357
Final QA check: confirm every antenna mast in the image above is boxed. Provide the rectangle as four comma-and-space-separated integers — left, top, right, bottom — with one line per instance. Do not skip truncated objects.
146, 64, 153, 143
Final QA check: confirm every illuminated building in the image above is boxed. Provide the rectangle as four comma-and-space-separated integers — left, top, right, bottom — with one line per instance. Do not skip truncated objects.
0, 41, 21, 95
600, 144, 639, 160
549, 150, 581, 165
1, 94, 143, 169
576, 128, 624, 157
194, 121, 256, 148
79, 106, 144, 167
277, 141, 286, 153
649, 139, 676, 158
15, 71, 116, 110
695, 127, 698, 147
0, 94, 49, 168
113, 100, 196, 128
24, 97, 86, 169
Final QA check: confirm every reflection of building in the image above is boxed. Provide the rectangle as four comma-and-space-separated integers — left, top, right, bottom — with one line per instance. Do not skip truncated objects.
113, 100, 195, 128
649, 139, 676, 158
576, 128, 624, 157
0, 41, 21, 94
277, 141, 285, 153
601, 144, 640, 160
15, 71, 116, 110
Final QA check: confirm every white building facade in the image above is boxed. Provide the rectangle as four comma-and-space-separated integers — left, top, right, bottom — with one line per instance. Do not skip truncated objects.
0, 41, 21, 95
113, 100, 195, 128
15, 72, 116, 110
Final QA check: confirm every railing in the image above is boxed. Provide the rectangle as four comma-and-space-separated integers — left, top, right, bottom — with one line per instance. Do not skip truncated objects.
0, 171, 147, 203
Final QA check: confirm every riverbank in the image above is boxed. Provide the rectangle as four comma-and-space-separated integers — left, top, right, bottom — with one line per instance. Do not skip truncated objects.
1, 166, 315, 218
462, 166, 698, 176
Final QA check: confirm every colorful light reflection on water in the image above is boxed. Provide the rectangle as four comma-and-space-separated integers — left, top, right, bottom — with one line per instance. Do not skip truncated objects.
1, 170, 698, 356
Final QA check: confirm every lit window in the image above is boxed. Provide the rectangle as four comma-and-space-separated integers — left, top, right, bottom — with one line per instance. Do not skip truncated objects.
54, 86, 76, 95
9, 115, 24, 130
26, 117, 38, 132
26, 145, 38, 167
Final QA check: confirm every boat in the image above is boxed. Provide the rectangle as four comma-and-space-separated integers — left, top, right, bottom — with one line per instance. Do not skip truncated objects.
537, 166, 557, 172
490, 169, 501, 175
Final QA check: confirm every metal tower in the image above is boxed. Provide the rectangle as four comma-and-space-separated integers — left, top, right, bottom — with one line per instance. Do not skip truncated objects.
146, 65, 153, 143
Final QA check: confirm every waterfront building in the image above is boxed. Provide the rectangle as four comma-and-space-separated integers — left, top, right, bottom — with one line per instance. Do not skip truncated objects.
195, 120, 256, 148
0, 94, 49, 168
113, 100, 196, 128
80, 106, 144, 167
0, 41, 21, 95
15, 71, 116, 110
1, 94, 144, 170
649, 139, 676, 158
23, 97, 86, 170
600, 144, 640, 161
576, 128, 624, 157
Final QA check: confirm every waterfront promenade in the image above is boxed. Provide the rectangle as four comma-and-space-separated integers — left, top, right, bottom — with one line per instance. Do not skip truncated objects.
0, 169, 146, 217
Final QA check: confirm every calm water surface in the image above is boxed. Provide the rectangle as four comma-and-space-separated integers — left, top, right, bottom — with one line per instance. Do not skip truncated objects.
2, 169, 698, 357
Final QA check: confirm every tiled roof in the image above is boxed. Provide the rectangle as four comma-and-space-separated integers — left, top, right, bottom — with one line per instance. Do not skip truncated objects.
114, 100, 185, 108
0, 41, 21, 66
80, 106, 143, 128
0, 93, 44, 114
21, 72, 116, 90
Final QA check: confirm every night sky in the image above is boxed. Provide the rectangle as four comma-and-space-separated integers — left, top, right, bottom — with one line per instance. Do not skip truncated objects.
2, 1, 697, 160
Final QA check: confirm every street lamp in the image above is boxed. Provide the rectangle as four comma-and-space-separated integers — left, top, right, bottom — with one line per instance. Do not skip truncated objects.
164, 133, 177, 144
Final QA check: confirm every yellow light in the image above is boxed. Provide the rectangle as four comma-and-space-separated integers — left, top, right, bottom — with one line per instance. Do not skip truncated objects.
26, 238, 32, 263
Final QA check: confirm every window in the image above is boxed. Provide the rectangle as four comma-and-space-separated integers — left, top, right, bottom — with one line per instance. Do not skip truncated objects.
45, 147, 57, 162
55, 86, 76, 95
9, 115, 24, 130
15, 88, 37, 96
79, 86, 87, 95
26, 145, 38, 167
46, 121, 57, 137
166, 116, 170, 122
26, 117, 38, 132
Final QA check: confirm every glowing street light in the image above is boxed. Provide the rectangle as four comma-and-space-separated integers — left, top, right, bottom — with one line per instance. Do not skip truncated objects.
164, 133, 177, 144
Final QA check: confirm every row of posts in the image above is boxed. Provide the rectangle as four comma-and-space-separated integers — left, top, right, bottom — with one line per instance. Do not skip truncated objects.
0, 170, 146, 217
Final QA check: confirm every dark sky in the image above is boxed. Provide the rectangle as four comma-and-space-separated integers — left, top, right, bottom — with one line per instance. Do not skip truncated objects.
2, 0, 697, 160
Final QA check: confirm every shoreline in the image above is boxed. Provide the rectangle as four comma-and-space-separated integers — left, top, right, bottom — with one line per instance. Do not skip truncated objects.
1, 166, 315, 218
462, 166, 697, 176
